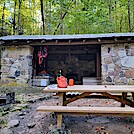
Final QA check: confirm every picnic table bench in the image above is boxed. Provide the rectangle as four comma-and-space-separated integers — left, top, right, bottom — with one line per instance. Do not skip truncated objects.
37, 85, 134, 129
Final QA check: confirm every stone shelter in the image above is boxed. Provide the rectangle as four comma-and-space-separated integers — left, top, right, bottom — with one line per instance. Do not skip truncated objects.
0, 33, 134, 86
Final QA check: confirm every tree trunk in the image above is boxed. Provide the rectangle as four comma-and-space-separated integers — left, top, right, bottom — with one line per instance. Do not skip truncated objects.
114, 0, 117, 32
60, 0, 63, 34
1, 2, 6, 36
74, 0, 77, 34
128, 0, 132, 32
133, 3, 134, 31
40, 0, 45, 35
13, 0, 17, 35
18, 0, 22, 35
108, 0, 112, 32
48, 0, 52, 34
53, 0, 73, 35
53, 11, 67, 35
120, 15, 123, 32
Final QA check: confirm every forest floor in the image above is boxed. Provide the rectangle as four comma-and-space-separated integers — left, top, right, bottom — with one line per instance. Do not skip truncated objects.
0, 87, 134, 134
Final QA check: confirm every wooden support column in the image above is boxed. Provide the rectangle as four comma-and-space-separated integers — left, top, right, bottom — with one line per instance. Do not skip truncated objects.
132, 93, 134, 100
121, 92, 127, 107
57, 92, 66, 129
96, 52, 101, 77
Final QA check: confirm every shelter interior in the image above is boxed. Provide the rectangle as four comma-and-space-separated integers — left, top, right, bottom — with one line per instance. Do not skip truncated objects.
33, 44, 101, 84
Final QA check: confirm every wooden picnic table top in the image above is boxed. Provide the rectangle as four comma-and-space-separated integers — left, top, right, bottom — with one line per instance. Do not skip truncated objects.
44, 85, 134, 93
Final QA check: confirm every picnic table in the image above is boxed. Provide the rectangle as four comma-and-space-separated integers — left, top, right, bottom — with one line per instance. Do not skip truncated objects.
37, 85, 134, 129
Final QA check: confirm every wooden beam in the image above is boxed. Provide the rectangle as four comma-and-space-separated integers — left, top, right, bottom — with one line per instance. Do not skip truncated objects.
121, 92, 127, 107
56, 40, 58, 44
43, 85, 134, 93
1, 38, 134, 46
64, 92, 92, 105
41, 40, 46, 43
98, 39, 101, 42
48, 49, 97, 54
96, 52, 101, 77
132, 93, 134, 100
57, 93, 65, 129
114, 38, 118, 42
0, 41, 4, 45
68, 40, 71, 43
13, 41, 17, 43
127, 38, 132, 41
83, 39, 86, 42
37, 106, 134, 116
29, 39, 134, 46
27, 41, 31, 44
100, 92, 134, 107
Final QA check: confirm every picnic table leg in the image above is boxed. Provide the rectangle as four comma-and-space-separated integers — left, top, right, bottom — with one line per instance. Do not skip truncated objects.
121, 92, 127, 107
132, 93, 134, 100
57, 92, 66, 129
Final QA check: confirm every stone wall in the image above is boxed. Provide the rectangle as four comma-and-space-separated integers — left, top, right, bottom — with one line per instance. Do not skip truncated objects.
101, 43, 134, 85
1, 46, 33, 86
1, 43, 134, 86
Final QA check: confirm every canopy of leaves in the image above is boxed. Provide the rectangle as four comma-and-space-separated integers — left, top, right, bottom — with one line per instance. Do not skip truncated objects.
0, 0, 134, 35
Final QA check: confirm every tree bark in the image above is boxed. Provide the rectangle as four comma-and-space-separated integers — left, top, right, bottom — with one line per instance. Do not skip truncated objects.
53, 0, 73, 35
18, 0, 22, 35
13, 0, 17, 35
128, 0, 132, 32
108, 0, 112, 32
48, 0, 52, 34
1, 2, 6, 36
120, 15, 123, 32
53, 11, 67, 35
40, 0, 45, 35
74, 0, 77, 34
114, 0, 117, 32
60, 0, 63, 34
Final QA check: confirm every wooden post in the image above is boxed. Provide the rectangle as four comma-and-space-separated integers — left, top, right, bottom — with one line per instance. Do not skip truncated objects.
96, 52, 101, 78
132, 93, 134, 101
57, 92, 66, 129
121, 92, 127, 107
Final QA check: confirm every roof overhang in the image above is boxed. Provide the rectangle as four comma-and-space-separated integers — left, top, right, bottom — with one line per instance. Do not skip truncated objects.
0, 33, 134, 46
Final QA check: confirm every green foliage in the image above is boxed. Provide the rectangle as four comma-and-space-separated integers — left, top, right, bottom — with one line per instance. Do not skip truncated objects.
0, 118, 6, 126
0, 0, 134, 35
0, 108, 7, 128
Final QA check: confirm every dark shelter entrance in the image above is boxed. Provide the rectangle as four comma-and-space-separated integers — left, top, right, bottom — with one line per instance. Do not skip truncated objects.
32, 44, 101, 85
46, 44, 101, 84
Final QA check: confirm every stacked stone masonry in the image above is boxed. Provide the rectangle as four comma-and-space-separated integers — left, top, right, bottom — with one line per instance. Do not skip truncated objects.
101, 43, 134, 85
1, 43, 134, 86
1, 46, 33, 85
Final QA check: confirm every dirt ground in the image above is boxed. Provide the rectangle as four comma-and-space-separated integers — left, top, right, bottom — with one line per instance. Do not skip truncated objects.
36, 97, 134, 134
0, 93, 134, 134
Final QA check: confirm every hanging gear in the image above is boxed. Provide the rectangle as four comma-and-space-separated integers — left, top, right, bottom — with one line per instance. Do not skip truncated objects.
37, 46, 48, 65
